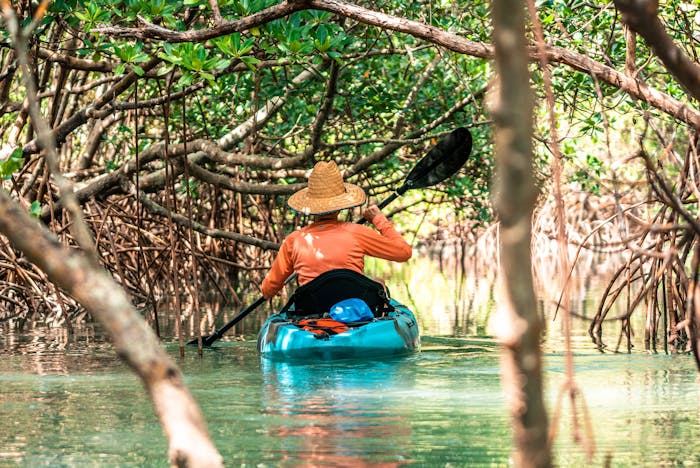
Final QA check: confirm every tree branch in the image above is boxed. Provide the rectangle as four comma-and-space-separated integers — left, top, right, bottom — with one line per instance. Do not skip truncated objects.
93, 0, 700, 129
187, 161, 305, 195
614, 0, 700, 101
93, 0, 308, 42
123, 180, 281, 251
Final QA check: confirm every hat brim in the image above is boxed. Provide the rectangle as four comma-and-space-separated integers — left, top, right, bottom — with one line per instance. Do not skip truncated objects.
288, 183, 366, 215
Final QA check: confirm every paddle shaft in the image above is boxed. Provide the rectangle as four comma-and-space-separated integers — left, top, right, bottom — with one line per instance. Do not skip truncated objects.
192, 187, 402, 346
190, 185, 411, 346
356, 185, 408, 225
191, 128, 471, 346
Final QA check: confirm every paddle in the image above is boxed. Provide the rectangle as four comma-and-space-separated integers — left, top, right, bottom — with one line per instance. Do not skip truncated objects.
359, 127, 473, 222
188, 126, 473, 347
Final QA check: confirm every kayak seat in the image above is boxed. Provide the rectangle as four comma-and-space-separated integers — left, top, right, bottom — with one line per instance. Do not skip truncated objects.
280, 268, 394, 319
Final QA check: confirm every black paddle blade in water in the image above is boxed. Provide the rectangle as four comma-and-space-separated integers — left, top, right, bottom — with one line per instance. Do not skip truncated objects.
187, 296, 268, 347
188, 333, 219, 347
405, 127, 472, 190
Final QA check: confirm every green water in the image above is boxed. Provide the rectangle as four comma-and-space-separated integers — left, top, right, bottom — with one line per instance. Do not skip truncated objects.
1, 329, 698, 467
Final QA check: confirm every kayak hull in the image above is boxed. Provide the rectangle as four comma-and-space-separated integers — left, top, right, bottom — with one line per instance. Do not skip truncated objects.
257, 299, 420, 361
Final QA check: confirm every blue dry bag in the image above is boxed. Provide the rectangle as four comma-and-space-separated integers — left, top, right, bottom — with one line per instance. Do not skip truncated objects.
329, 298, 374, 323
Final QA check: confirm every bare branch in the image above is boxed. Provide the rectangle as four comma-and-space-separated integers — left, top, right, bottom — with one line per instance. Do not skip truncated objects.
2, 2, 98, 259
124, 180, 281, 251
615, 0, 700, 101
187, 161, 305, 195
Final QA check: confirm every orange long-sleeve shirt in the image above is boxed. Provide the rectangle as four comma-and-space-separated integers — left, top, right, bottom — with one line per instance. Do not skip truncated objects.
261, 212, 412, 299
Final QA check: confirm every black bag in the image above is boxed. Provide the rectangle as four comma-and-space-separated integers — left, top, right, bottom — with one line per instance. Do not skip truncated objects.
281, 269, 393, 318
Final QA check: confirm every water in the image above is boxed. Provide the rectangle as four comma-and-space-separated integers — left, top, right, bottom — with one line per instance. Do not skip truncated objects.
1, 329, 698, 467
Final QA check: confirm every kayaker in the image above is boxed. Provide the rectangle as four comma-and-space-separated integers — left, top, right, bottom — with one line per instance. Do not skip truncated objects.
261, 160, 412, 300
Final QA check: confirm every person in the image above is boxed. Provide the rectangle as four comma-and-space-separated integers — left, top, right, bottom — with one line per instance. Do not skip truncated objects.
261, 160, 412, 300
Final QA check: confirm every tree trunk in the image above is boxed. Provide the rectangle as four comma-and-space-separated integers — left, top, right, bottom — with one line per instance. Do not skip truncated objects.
490, 0, 551, 466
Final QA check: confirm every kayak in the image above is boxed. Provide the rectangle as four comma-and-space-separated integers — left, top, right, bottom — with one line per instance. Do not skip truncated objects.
257, 298, 420, 361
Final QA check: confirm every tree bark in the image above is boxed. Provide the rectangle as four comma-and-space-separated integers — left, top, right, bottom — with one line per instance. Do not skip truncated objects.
491, 0, 551, 466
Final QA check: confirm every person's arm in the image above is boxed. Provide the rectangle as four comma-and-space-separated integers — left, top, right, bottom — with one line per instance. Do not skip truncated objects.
261, 236, 295, 299
358, 205, 412, 261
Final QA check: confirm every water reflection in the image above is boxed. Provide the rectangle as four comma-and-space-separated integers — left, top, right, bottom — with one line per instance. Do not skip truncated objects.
260, 359, 414, 466
1, 326, 118, 376
1, 244, 698, 467
546, 353, 700, 466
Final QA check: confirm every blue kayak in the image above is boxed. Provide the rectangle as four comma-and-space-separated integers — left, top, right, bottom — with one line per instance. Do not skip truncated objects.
257, 299, 420, 361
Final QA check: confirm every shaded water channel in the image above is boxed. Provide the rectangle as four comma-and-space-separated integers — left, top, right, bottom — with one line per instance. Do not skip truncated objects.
2, 251, 700, 466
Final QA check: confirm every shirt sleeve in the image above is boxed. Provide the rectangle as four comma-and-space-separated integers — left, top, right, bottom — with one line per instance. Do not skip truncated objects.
354, 212, 412, 262
261, 235, 295, 299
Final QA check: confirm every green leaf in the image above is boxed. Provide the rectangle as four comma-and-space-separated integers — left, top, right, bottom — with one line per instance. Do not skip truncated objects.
314, 37, 331, 52
0, 148, 24, 179
216, 58, 233, 70
316, 24, 328, 45
240, 56, 260, 71
178, 72, 195, 87
157, 64, 174, 76
29, 201, 42, 218
240, 37, 255, 55
289, 40, 301, 54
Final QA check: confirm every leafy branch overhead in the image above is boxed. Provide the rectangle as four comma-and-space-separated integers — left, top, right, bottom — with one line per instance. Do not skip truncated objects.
0, 0, 698, 323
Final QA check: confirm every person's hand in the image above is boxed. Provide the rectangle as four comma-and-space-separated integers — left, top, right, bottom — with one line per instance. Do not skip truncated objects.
363, 204, 381, 224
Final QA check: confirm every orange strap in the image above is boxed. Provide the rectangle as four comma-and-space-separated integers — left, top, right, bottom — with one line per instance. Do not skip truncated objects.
296, 318, 349, 335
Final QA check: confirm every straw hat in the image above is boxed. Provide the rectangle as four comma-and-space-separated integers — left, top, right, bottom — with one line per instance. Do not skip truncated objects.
287, 161, 366, 215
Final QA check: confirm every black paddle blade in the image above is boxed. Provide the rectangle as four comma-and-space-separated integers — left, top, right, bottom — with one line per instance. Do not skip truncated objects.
406, 127, 472, 189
